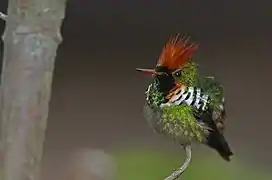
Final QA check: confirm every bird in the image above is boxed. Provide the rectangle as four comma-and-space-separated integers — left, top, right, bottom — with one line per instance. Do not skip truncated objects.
136, 33, 233, 180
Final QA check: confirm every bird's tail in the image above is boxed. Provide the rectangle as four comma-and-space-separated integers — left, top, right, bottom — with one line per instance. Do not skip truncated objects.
207, 131, 233, 161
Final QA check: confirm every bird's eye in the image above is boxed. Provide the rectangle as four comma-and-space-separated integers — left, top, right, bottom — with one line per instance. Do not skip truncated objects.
173, 70, 182, 77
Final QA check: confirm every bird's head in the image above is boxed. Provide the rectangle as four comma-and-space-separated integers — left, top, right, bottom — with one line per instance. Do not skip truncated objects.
136, 33, 200, 90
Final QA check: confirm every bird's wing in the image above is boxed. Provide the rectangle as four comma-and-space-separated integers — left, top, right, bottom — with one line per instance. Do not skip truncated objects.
197, 76, 227, 134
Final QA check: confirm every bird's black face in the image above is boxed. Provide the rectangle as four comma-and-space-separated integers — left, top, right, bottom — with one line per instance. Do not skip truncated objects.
136, 66, 183, 94
153, 66, 176, 93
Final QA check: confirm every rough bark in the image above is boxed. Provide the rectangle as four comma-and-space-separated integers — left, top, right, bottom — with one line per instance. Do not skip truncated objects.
0, 0, 67, 180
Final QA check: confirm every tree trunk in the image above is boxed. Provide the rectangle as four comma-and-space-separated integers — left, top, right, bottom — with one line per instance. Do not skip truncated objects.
0, 0, 67, 180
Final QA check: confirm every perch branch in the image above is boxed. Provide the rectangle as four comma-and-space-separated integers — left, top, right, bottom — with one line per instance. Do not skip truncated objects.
0, 12, 7, 21
164, 145, 192, 180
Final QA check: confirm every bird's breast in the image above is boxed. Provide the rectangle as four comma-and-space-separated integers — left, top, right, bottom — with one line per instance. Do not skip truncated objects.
142, 103, 194, 145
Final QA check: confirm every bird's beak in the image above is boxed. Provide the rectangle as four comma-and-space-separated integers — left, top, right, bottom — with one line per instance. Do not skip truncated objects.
136, 68, 161, 76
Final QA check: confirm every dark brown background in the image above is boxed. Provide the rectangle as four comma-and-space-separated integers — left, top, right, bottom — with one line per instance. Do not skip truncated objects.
0, 0, 272, 179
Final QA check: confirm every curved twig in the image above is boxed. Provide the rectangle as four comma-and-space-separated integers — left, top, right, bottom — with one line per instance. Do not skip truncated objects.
0, 12, 7, 21
164, 145, 192, 180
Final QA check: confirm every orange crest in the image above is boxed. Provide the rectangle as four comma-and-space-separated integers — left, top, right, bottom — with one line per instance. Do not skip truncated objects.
158, 34, 199, 70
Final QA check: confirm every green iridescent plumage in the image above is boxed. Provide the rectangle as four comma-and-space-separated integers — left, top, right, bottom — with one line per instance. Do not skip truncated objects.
160, 104, 207, 142
177, 61, 199, 87
146, 59, 225, 143
146, 79, 165, 108
197, 76, 225, 117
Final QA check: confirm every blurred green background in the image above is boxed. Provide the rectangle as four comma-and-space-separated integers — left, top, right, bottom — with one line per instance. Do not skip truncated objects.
112, 147, 271, 180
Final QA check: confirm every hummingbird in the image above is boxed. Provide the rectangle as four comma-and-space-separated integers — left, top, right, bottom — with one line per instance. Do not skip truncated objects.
136, 34, 233, 180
